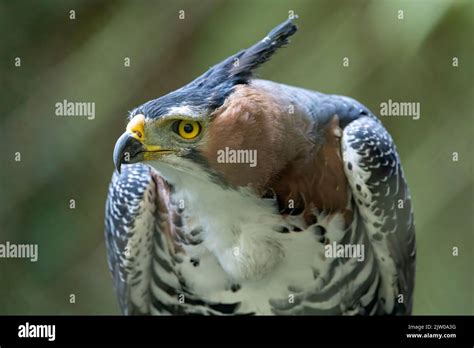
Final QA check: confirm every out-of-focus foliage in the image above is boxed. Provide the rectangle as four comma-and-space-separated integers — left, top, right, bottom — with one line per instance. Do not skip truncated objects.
0, 0, 472, 314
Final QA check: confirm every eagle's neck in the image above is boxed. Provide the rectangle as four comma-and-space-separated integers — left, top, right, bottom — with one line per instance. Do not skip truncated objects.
149, 159, 285, 281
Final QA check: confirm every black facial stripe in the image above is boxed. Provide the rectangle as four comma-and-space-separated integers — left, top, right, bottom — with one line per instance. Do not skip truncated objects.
182, 149, 230, 189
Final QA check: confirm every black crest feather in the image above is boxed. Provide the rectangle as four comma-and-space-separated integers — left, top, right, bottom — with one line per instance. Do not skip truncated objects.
229, 19, 298, 82
202, 18, 298, 107
133, 19, 298, 119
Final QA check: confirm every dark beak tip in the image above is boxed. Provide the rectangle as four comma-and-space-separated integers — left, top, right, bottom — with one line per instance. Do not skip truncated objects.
113, 132, 145, 173
113, 132, 131, 174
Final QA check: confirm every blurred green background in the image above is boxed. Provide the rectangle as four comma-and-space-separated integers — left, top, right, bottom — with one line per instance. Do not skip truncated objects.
0, 0, 472, 315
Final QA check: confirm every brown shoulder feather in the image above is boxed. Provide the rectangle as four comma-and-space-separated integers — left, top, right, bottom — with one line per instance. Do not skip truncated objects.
200, 85, 349, 225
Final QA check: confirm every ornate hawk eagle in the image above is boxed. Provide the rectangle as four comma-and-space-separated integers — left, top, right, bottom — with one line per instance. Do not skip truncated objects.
105, 19, 416, 315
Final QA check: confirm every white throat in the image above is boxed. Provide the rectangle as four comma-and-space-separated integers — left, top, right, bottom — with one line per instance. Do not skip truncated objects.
148, 158, 285, 281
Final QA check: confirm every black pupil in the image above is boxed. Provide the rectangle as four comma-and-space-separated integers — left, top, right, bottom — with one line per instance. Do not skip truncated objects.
183, 123, 193, 133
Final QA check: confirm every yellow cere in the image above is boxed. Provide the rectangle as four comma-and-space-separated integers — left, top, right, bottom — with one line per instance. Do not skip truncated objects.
126, 114, 146, 141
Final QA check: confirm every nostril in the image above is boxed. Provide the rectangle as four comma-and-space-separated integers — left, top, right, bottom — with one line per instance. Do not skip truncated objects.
126, 114, 145, 140
134, 130, 143, 139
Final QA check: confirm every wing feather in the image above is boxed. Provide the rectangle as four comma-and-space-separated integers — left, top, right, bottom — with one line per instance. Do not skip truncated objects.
105, 163, 164, 314
342, 116, 416, 314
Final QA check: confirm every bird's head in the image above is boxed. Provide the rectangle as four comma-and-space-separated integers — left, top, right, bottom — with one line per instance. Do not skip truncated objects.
113, 19, 298, 189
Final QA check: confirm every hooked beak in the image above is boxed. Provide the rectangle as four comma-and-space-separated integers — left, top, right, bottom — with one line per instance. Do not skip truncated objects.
113, 132, 145, 174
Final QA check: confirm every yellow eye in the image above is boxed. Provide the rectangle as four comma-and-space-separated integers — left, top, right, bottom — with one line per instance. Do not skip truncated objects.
174, 120, 201, 139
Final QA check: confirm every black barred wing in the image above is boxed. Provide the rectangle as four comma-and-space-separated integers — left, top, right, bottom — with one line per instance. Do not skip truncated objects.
105, 164, 243, 315
342, 116, 416, 314
104, 163, 160, 314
